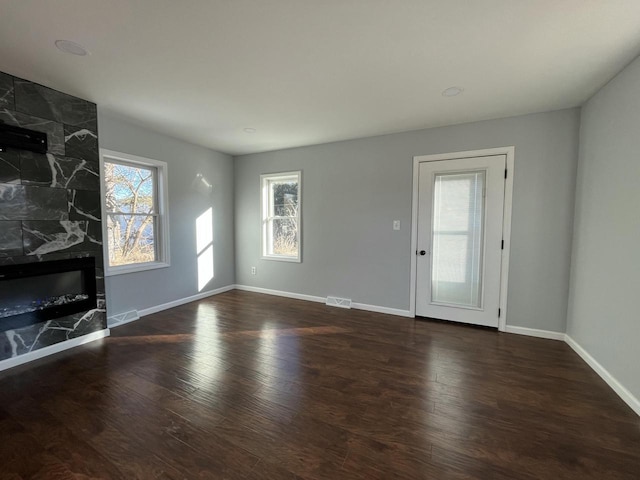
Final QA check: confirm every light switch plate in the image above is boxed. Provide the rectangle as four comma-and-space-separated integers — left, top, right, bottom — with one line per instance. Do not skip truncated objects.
393, 220, 401, 230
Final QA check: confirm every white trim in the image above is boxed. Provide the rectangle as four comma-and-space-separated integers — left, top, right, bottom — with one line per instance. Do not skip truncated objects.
103, 261, 170, 277
351, 302, 413, 318
504, 325, 565, 341
234, 285, 412, 317
137, 285, 236, 317
260, 170, 302, 263
0, 329, 110, 372
99, 148, 171, 277
409, 146, 515, 332
261, 255, 302, 263
565, 335, 640, 417
234, 284, 324, 303
499, 148, 515, 332
409, 156, 420, 317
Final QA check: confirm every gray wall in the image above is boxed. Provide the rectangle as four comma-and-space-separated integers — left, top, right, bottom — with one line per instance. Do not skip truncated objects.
567, 56, 640, 401
98, 113, 235, 316
235, 109, 580, 332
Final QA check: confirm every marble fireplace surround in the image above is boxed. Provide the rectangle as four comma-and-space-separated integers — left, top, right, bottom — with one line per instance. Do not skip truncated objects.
0, 70, 107, 364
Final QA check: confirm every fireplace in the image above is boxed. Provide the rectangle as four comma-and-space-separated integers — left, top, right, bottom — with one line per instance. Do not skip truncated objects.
0, 71, 105, 362
0, 258, 97, 332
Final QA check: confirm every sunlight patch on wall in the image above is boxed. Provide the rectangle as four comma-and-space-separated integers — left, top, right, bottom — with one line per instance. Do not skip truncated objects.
196, 207, 214, 291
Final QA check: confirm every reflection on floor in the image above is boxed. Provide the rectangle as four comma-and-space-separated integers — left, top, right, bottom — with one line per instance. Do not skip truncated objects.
0, 290, 638, 479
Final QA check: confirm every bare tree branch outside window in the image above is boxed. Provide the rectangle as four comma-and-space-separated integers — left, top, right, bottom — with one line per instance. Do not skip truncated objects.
271, 183, 299, 256
104, 162, 157, 266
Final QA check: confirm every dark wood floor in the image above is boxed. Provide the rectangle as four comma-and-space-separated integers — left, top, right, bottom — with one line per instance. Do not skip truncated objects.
0, 290, 638, 479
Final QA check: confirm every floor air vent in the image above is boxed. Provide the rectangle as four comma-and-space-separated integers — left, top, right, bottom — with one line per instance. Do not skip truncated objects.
107, 310, 139, 327
326, 296, 352, 309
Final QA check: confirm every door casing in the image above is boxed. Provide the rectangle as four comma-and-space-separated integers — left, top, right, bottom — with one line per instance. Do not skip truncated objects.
409, 147, 515, 331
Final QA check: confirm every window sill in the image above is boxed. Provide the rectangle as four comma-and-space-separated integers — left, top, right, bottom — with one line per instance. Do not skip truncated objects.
105, 261, 171, 277
261, 255, 301, 263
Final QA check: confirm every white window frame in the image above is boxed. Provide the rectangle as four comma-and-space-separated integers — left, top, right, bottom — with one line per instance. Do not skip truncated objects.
261, 171, 302, 262
99, 148, 170, 276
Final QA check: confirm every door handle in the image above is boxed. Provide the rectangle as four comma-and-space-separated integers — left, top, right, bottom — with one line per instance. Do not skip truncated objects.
419, 250, 427, 256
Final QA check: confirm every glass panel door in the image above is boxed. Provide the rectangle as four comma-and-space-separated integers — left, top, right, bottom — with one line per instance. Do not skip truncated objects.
431, 171, 485, 308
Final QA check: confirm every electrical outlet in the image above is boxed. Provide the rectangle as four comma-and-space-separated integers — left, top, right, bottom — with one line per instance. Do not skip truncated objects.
393, 220, 401, 231
251, 266, 257, 275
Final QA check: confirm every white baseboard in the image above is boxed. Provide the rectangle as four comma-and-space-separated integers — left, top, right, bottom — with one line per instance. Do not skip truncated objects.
351, 302, 413, 318
0, 328, 110, 372
504, 325, 566, 341
138, 285, 236, 317
496, 326, 639, 417
565, 335, 640, 417
234, 284, 325, 304
234, 284, 412, 318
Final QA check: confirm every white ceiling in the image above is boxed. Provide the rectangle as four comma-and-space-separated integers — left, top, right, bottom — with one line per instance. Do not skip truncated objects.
1, 1, 639, 156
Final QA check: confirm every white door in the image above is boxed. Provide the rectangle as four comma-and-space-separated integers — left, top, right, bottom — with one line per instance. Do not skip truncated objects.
415, 155, 506, 327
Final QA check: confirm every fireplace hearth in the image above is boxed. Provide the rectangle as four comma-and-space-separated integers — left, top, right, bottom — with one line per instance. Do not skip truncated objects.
0, 257, 97, 332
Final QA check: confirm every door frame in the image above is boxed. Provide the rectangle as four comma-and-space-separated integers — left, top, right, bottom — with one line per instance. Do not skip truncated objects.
409, 146, 515, 331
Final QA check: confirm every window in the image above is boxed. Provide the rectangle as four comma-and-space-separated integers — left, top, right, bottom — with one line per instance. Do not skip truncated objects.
261, 171, 301, 262
100, 149, 170, 275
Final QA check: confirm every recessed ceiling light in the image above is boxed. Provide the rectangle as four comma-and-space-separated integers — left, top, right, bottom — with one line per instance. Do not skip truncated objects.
442, 86, 464, 97
243, 128, 256, 134
55, 40, 89, 56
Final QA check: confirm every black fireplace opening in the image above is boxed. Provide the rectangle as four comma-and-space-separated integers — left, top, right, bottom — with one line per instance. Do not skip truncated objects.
0, 257, 97, 332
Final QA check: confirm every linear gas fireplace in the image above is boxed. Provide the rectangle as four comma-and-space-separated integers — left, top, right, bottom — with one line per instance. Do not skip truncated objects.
0, 258, 97, 332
